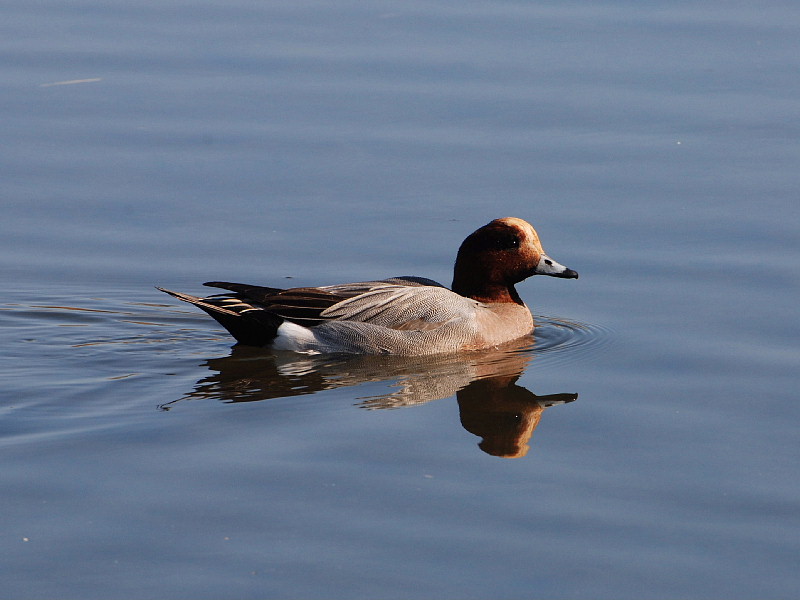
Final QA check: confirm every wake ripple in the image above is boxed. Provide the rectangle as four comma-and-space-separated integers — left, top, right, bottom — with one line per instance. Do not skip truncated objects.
531, 315, 614, 366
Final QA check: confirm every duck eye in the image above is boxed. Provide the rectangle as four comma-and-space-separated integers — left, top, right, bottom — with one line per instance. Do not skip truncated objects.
495, 234, 520, 250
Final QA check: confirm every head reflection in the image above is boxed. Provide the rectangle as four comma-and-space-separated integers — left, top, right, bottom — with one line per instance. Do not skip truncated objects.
456, 376, 575, 458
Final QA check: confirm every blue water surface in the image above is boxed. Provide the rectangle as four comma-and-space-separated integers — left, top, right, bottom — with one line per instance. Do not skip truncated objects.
2, 2, 799, 598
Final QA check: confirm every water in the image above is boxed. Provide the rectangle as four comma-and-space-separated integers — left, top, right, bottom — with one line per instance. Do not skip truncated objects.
2, 1, 799, 598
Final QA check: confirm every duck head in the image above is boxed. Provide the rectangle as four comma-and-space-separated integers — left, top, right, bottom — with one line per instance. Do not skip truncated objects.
451, 217, 578, 304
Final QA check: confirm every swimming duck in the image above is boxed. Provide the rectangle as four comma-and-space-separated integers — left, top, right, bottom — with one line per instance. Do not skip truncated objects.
158, 217, 577, 355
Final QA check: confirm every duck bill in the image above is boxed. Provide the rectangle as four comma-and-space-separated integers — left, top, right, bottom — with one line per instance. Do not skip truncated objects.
534, 255, 579, 279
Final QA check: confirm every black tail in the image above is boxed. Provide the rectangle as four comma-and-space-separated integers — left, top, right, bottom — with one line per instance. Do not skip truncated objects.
157, 287, 283, 347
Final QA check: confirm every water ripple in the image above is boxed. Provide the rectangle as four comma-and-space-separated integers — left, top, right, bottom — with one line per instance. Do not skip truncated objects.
531, 314, 614, 365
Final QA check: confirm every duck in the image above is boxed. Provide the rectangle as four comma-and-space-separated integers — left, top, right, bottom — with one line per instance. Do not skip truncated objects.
158, 217, 578, 355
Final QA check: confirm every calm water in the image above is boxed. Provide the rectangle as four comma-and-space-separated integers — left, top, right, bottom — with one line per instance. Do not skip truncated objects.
2, 1, 799, 598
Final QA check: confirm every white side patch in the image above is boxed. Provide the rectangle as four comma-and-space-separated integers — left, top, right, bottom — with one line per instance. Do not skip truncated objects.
272, 321, 320, 354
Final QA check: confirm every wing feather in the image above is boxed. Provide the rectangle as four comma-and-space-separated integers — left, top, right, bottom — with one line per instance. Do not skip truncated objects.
322, 284, 481, 330
198, 277, 469, 332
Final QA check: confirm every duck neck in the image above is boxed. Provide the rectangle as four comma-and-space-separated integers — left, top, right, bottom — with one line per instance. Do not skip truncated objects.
451, 272, 524, 305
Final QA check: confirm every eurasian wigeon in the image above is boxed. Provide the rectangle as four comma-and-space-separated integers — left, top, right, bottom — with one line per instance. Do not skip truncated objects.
158, 217, 578, 355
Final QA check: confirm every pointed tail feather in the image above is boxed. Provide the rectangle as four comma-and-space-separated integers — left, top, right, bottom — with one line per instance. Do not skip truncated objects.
157, 287, 283, 347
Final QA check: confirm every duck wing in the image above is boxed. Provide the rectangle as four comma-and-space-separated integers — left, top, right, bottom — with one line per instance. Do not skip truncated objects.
319, 281, 481, 331
160, 277, 463, 347
202, 276, 451, 329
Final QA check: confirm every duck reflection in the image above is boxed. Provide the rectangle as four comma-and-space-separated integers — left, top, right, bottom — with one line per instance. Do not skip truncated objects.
164, 336, 576, 458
